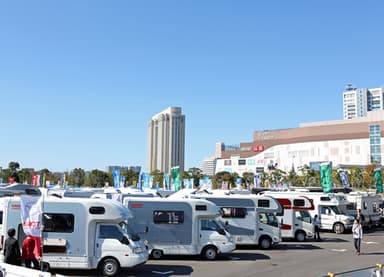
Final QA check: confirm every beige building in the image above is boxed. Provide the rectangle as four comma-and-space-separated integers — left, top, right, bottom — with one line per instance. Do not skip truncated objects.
216, 110, 384, 175
147, 107, 185, 173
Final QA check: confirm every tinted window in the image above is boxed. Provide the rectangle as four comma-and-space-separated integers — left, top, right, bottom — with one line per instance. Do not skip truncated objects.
221, 207, 247, 218
43, 213, 74, 233
153, 211, 184, 224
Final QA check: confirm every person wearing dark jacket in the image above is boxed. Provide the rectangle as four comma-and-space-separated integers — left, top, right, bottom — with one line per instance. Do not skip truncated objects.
3, 228, 21, 265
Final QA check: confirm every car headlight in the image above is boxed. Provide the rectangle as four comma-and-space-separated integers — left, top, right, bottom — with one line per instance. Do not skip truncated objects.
133, 247, 145, 254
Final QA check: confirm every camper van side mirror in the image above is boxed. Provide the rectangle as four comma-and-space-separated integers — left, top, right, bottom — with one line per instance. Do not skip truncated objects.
217, 228, 226, 235
145, 226, 149, 233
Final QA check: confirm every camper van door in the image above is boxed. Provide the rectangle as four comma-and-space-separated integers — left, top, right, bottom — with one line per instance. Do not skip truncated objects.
95, 223, 129, 263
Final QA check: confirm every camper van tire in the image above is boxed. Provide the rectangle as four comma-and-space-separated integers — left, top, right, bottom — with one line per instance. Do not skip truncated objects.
259, 236, 272, 250
333, 223, 345, 234
151, 249, 163, 260
201, 245, 218, 260
41, 262, 51, 272
295, 231, 306, 242
99, 257, 120, 277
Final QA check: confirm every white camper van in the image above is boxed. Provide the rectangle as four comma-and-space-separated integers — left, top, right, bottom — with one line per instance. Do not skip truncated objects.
261, 191, 354, 234
345, 191, 382, 228
0, 196, 148, 276
123, 197, 236, 260
170, 190, 282, 249
260, 192, 314, 241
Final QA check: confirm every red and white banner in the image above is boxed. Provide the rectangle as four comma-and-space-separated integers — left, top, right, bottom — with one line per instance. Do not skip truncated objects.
20, 195, 43, 237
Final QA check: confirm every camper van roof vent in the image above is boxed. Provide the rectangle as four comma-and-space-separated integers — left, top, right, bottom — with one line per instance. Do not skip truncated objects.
89, 206, 105, 214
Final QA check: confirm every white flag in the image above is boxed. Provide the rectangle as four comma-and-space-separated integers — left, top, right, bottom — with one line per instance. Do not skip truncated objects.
20, 195, 43, 237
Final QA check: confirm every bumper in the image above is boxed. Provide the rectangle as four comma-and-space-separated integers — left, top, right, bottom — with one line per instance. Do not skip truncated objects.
120, 252, 149, 269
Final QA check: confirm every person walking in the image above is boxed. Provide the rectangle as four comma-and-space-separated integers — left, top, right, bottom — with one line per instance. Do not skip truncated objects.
313, 214, 321, 241
3, 228, 21, 265
352, 219, 363, 255
22, 235, 39, 269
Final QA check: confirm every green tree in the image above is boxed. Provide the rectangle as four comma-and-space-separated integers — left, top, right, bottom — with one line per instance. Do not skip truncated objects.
150, 169, 164, 188
213, 171, 233, 188
89, 169, 109, 187
18, 169, 32, 184
68, 168, 86, 186
121, 169, 140, 187
242, 172, 254, 187
186, 167, 203, 187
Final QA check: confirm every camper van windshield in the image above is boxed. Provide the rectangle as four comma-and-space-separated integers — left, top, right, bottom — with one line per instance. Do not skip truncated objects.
119, 221, 140, 241
329, 206, 342, 215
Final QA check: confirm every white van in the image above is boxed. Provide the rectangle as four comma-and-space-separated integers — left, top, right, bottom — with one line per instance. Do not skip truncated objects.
345, 191, 382, 228
123, 197, 236, 260
261, 191, 354, 234
261, 192, 314, 241
0, 196, 148, 276
170, 189, 282, 249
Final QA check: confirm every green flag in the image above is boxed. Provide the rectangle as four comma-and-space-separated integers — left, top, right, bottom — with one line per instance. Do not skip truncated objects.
374, 168, 383, 193
320, 162, 333, 193
171, 166, 181, 191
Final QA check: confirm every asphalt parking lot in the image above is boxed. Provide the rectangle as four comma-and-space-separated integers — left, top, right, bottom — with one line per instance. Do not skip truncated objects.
55, 227, 384, 277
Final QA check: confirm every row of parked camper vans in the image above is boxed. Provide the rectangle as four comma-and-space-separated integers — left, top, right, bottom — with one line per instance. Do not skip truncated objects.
0, 184, 382, 276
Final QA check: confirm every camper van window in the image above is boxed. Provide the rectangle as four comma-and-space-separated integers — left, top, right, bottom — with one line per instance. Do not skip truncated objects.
320, 196, 330, 201
258, 199, 270, 207
201, 219, 225, 235
363, 202, 368, 210
259, 213, 278, 227
195, 205, 207, 211
221, 207, 247, 218
99, 225, 127, 244
295, 211, 312, 223
373, 203, 379, 213
119, 222, 140, 241
89, 206, 106, 214
0, 211, 3, 225
293, 199, 305, 207
43, 213, 74, 233
153, 211, 184, 224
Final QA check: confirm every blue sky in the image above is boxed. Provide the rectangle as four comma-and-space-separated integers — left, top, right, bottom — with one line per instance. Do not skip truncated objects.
1, 1, 383, 172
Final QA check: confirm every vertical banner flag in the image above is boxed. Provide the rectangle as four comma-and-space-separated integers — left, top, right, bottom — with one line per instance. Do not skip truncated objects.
320, 162, 333, 193
374, 167, 383, 193
20, 195, 43, 259
143, 173, 150, 189
189, 178, 194, 189
171, 166, 181, 191
254, 174, 261, 188
221, 181, 228, 190
339, 171, 349, 188
164, 173, 169, 190
113, 170, 120, 189
138, 172, 143, 190
32, 175, 38, 186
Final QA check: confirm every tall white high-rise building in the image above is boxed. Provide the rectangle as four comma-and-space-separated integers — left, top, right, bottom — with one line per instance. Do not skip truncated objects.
147, 107, 185, 173
343, 84, 384, 119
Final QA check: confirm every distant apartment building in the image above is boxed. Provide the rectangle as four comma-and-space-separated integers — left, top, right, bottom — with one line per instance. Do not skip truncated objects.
215, 110, 384, 176
201, 157, 217, 176
147, 107, 185, 173
343, 84, 384, 119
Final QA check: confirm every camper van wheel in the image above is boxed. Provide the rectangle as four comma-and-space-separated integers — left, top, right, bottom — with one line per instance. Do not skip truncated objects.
295, 231, 306, 242
151, 249, 163, 259
259, 236, 272, 250
202, 246, 217, 260
333, 223, 345, 234
99, 258, 120, 277
41, 262, 50, 272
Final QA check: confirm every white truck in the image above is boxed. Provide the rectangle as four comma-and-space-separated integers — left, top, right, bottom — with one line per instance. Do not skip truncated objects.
169, 189, 282, 249
123, 197, 236, 260
261, 190, 355, 234
345, 191, 382, 228
0, 196, 148, 276
260, 192, 314, 241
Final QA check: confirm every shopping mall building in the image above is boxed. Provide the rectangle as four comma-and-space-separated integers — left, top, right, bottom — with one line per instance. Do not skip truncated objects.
215, 110, 384, 175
